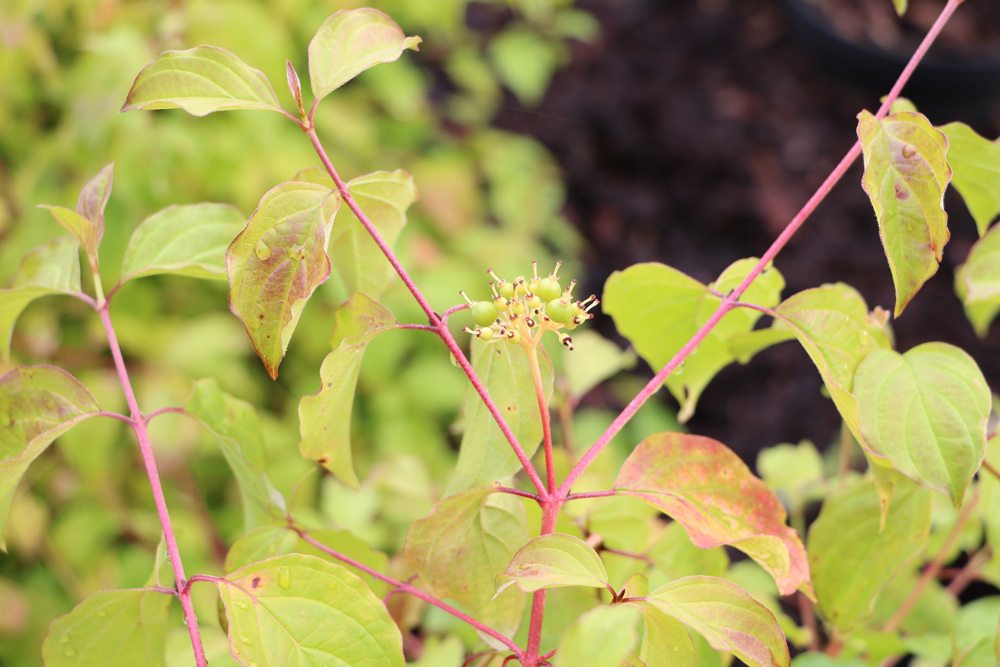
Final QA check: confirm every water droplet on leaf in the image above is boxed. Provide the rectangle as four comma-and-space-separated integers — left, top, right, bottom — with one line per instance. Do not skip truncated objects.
278, 566, 292, 590
254, 239, 272, 261
58, 634, 70, 644
63, 649, 76, 657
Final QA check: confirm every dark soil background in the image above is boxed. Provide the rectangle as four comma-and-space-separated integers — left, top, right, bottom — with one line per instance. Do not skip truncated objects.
495, 0, 1000, 461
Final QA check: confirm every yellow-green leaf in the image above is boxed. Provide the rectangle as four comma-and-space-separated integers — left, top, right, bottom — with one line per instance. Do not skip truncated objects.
226, 181, 340, 379
553, 605, 641, 667
121, 203, 245, 283
186, 378, 279, 529
940, 122, 1000, 236
329, 170, 417, 298
224, 524, 388, 596
857, 110, 951, 316
642, 576, 790, 667
447, 338, 552, 493
42, 588, 171, 666
498, 533, 608, 594
218, 554, 403, 666
603, 259, 785, 422
404, 489, 527, 639
808, 477, 931, 632
769, 284, 892, 443
956, 222, 1000, 336
615, 432, 810, 597
640, 606, 696, 666
298, 294, 396, 487
122, 46, 281, 116
0, 238, 81, 362
854, 343, 990, 504
0, 366, 100, 550
308, 8, 421, 103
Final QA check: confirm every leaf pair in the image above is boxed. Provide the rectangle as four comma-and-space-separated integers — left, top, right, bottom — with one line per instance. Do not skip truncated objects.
122, 9, 420, 117
42, 554, 404, 667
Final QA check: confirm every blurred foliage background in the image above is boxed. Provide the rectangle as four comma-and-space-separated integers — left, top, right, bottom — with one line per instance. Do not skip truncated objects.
0, 1, 689, 664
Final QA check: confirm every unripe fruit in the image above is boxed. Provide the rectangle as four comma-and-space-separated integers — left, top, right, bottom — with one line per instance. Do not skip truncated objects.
535, 277, 562, 302
471, 301, 499, 327
546, 299, 573, 325
498, 281, 515, 299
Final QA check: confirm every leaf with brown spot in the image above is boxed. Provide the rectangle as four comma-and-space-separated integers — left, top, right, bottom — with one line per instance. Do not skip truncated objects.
857, 110, 951, 316
226, 181, 340, 379
614, 433, 811, 597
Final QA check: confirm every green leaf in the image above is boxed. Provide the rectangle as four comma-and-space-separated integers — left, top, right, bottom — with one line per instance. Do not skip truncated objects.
308, 8, 421, 103
615, 432, 810, 596
0, 366, 100, 551
122, 46, 282, 116
940, 122, 1000, 236
553, 605, 641, 667
218, 554, 403, 667
224, 524, 388, 596
641, 576, 790, 667
854, 343, 989, 504
0, 238, 81, 361
39, 163, 113, 268
298, 294, 396, 487
42, 588, 171, 666
404, 489, 528, 639
488, 27, 559, 107
186, 378, 279, 529
498, 533, 608, 594
448, 338, 552, 492
226, 181, 340, 379
956, 222, 1000, 336
770, 284, 892, 442
757, 441, 824, 512
648, 521, 729, 581
329, 170, 417, 298
954, 597, 1000, 666
120, 203, 245, 283
564, 330, 636, 400
603, 259, 785, 421
892, 0, 908, 15
857, 110, 951, 316
807, 477, 931, 632
640, 607, 696, 667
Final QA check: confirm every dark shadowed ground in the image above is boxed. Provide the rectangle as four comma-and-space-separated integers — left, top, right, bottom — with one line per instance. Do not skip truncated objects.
496, 0, 1000, 461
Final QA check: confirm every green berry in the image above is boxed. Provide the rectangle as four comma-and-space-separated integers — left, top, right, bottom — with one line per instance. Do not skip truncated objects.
535, 277, 562, 302
499, 281, 515, 300
546, 299, 573, 325
471, 301, 498, 327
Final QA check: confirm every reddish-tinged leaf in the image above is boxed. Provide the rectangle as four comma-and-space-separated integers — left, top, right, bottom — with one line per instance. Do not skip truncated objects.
615, 433, 810, 596
226, 181, 340, 379
38, 162, 113, 266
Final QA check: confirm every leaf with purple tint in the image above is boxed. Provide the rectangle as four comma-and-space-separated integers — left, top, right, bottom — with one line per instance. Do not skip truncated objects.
0, 366, 100, 550
615, 432, 811, 597
640, 576, 790, 667
226, 181, 340, 379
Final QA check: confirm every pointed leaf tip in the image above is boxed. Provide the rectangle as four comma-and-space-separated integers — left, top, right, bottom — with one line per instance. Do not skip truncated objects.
308, 8, 422, 103
857, 110, 951, 316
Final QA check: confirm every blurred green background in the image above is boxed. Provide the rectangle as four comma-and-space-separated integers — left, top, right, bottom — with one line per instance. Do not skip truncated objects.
0, 1, 685, 664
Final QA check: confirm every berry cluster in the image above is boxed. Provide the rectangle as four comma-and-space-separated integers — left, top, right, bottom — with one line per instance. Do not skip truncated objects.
461, 262, 598, 350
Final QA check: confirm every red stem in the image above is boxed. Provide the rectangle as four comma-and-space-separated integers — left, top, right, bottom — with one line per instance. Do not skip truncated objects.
557, 0, 966, 498
303, 125, 548, 497
291, 524, 523, 657
524, 502, 559, 664
97, 305, 206, 666
527, 345, 556, 494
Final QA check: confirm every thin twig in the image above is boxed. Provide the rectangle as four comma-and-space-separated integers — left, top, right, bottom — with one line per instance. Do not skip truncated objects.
557, 0, 968, 499
144, 406, 186, 423
565, 490, 618, 501
526, 344, 556, 493
493, 485, 543, 503
97, 304, 206, 665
